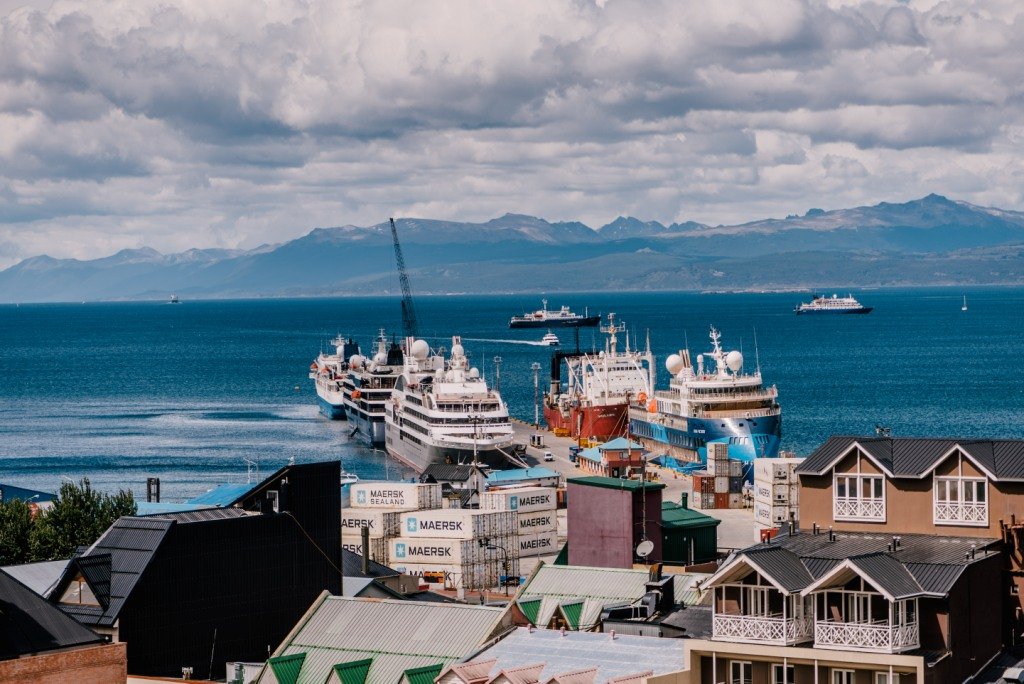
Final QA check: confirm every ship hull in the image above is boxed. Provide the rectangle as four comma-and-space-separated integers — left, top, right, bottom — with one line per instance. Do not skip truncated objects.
630, 413, 781, 478
384, 430, 515, 473
348, 408, 386, 445
510, 315, 601, 329
317, 395, 347, 420
544, 402, 629, 441
795, 307, 872, 315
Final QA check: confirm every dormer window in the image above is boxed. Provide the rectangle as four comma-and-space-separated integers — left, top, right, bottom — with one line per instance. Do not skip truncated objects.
59, 574, 99, 606
834, 473, 885, 522
934, 475, 987, 526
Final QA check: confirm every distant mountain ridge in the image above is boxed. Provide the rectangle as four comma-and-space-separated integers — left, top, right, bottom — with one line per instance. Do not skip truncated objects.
4, 194, 1024, 302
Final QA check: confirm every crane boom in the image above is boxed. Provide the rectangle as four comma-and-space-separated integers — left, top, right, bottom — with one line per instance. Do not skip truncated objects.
389, 217, 419, 339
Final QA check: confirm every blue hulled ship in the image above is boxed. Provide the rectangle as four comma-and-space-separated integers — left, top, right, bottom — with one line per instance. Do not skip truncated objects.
628, 327, 781, 478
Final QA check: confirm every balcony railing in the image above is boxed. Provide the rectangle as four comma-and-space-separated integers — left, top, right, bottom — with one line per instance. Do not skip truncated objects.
834, 497, 885, 521
934, 501, 988, 526
713, 613, 814, 645
814, 620, 919, 653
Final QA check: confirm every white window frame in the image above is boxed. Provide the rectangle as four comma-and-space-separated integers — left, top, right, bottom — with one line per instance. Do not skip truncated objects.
772, 664, 795, 684
875, 673, 899, 684
832, 670, 854, 684
933, 471, 988, 527
834, 465, 886, 522
729, 661, 752, 684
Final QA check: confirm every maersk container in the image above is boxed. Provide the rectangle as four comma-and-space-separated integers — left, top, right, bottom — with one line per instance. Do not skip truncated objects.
348, 482, 442, 510
516, 510, 557, 534
754, 481, 773, 503
754, 501, 795, 527
341, 534, 389, 564
395, 557, 521, 591
388, 536, 519, 566
399, 509, 517, 540
518, 529, 559, 557
341, 508, 402, 538
753, 457, 804, 483
480, 486, 555, 514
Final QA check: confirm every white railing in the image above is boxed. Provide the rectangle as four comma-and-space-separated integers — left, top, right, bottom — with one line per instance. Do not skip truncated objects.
713, 614, 814, 645
934, 501, 988, 525
834, 497, 885, 521
815, 620, 919, 652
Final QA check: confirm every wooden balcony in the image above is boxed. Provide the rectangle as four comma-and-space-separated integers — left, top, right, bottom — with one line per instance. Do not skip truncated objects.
712, 613, 814, 645
814, 619, 919, 653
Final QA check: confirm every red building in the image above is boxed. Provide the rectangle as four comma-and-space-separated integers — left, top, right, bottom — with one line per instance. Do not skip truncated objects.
576, 438, 646, 478
567, 476, 663, 568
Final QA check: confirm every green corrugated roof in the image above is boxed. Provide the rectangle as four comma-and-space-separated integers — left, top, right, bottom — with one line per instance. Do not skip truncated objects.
560, 600, 583, 630
333, 658, 374, 684
661, 502, 721, 529
567, 476, 665, 492
402, 663, 444, 684
553, 542, 568, 566
517, 597, 542, 624
269, 652, 306, 684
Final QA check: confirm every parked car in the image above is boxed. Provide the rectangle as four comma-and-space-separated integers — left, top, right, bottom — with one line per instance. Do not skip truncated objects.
544, 451, 554, 462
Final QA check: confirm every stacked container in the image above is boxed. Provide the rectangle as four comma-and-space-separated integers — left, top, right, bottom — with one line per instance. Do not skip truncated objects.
342, 482, 443, 565
481, 486, 558, 558
753, 457, 804, 527
692, 444, 747, 509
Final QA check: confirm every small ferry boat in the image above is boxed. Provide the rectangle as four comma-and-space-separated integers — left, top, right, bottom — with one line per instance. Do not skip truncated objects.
794, 293, 872, 315
169, 294, 180, 304
541, 331, 560, 346
340, 471, 359, 486
510, 299, 600, 328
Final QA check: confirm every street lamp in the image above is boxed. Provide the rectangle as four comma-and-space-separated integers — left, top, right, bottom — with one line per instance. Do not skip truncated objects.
478, 537, 511, 596
531, 362, 541, 429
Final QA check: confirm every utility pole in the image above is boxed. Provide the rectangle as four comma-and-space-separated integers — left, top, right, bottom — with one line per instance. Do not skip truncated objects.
531, 362, 541, 428
493, 356, 502, 394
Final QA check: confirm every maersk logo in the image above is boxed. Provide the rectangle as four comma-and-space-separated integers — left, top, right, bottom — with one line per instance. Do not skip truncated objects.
406, 518, 418, 533
395, 543, 407, 559
356, 491, 367, 505
509, 495, 519, 511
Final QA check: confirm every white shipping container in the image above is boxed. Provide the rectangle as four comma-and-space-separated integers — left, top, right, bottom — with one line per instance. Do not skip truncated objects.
754, 457, 804, 483
394, 558, 522, 591
349, 482, 442, 510
341, 509, 402, 538
388, 536, 518, 565
341, 535, 389, 564
517, 510, 557, 534
480, 486, 556, 513
518, 529, 560, 557
399, 509, 517, 540
753, 481, 773, 503
708, 443, 730, 460
714, 476, 730, 494
789, 484, 800, 504
754, 501, 796, 527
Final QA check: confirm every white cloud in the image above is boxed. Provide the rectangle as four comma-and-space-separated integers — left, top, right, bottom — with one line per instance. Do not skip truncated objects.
1, 0, 1024, 266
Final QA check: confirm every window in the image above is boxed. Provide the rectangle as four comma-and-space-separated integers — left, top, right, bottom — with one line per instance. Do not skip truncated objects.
834, 473, 885, 521
832, 670, 854, 684
934, 475, 988, 525
59, 575, 99, 606
772, 664, 795, 684
730, 661, 752, 684
875, 674, 899, 684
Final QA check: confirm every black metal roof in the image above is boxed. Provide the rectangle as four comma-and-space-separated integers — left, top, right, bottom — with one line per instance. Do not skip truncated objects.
342, 549, 400, 579
797, 435, 1024, 479
742, 547, 812, 593
659, 605, 713, 638
420, 464, 482, 483
847, 553, 924, 600
0, 567, 103, 659
143, 508, 249, 523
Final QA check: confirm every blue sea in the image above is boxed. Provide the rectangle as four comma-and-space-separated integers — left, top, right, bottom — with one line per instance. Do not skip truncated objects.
2, 289, 1023, 500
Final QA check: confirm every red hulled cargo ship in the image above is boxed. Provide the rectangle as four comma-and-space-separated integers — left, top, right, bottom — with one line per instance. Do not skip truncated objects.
543, 313, 654, 442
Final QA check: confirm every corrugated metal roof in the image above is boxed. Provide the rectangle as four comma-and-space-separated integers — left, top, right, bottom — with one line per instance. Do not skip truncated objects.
258, 596, 508, 684
759, 529, 999, 566
422, 465, 481, 483
598, 438, 643, 451
146, 507, 249, 523
487, 468, 560, 483
135, 501, 215, 516
848, 554, 925, 599
0, 483, 55, 503
0, 568, 104, 659
403, 664, 443, 684
743, 547, 812, 593
904, 563, 966, 595
188, 482, 256, 506
566, 477, 664, 492
0, 559, 68, 598
661, 502, 721, 529
465, 626, 687, 684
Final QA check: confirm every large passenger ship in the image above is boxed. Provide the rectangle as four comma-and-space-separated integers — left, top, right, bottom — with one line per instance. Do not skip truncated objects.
509, 299, 600, 328
794, 293, 872, 314
384, 336, 516, 472
544, 313, 654, 441
628, 326, 781, 474
309, 335, 360, 419
342, 330, 403, 445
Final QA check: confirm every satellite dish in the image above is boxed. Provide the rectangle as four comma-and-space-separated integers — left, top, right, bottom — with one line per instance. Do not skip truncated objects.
636, 540, 654, 558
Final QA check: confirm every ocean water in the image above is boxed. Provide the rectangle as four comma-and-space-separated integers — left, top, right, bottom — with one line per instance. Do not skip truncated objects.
2, 289, 1023, 500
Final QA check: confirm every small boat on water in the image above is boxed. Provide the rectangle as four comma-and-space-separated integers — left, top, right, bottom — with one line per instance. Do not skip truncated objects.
794, 293, 872, 315
962, 295, 968, 311
169, 294, 180, 304
340, 471, 359, 486
510, 299, 600, 328
541, 331, 560, 346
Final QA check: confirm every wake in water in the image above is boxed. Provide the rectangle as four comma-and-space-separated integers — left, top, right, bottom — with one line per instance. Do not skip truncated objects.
460, 337, 551, 346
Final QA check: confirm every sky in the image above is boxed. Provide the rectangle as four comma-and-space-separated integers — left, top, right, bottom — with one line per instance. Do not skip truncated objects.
1, 0, 1023, 268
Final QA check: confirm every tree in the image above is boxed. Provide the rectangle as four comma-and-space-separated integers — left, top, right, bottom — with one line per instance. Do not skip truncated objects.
0, 498, 35, 565
29, 478, 137, 561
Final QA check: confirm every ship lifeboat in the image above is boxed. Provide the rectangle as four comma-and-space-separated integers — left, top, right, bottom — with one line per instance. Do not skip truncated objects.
637, 392, 647, 403
647, 400, 657, 413
352, 390, 362, 399
309, 362, 318, 371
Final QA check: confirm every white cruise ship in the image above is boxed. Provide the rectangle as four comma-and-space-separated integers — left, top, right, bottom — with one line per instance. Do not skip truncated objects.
342, 330, 403, 445
309, 335, 360, 419
384, 336, 516, 472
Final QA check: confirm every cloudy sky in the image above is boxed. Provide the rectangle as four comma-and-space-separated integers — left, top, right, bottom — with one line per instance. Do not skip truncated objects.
1, 0, 1022, 267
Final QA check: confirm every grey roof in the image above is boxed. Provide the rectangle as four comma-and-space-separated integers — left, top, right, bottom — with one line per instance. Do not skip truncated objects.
847, 554, 925, 600
342, 549, 400, 579
421, 464, 482, 483
257, 596, 508, 684
904, 563, 966, 596
464, 626, 688, 684
742, 547, 812, 593
797, 435, 1024, 479
0, 565, 104, 659
143, 507, 250, 523
658, 605, 712, 638
0, 560, 69, 598
973, 645, 1024, 684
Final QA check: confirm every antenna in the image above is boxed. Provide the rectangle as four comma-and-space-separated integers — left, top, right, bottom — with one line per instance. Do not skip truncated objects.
753, 327, 761, 375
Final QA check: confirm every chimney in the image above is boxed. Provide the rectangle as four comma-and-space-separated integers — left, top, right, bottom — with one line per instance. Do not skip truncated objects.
146, 477, 160, 503
812, 522, 818, 535
361, 526, 371, 575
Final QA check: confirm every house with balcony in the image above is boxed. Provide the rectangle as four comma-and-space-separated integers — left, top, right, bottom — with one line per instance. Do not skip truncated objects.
685, 527, 1001, 683
795, 435, 1024, 639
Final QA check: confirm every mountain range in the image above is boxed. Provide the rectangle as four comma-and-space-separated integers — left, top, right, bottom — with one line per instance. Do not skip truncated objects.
4, 194, 1024, 302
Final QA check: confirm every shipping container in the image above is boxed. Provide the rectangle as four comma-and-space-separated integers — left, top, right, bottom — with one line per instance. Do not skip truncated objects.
753, 501, 796, 527
708, 443, 730, 460
388, 536, 518, 565
693, 493, 716, 510
714, 492, 730, 509
789, 483, 800, 504
341, 509, 402, 538
517, 510, 557, 534
517, 529, 560, 557
753, 457, 804, 483
480, 486, 556, 513
348, 482, 442, 510
394, 557, 522, 591
399, 509, 517, 540
729, 460, 742, 478
341, 535, 389, 564
753, 481, 773, 502
714, 476, 729, 494
729, 477, 744, 494
728, 493, 743, 509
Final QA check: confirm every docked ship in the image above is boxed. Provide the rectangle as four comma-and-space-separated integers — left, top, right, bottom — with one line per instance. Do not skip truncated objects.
509, 299, 600, 328
794, 293, 872, 314
309, 335, 360, 419
543, 313, 654, 441
342, 330, 403, 445
384, 336, 516, 472
628, 326, 781, 474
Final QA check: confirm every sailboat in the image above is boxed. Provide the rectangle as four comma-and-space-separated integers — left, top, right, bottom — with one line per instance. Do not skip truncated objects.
961, 295, 968, 312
